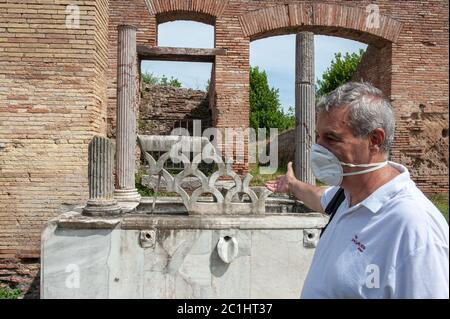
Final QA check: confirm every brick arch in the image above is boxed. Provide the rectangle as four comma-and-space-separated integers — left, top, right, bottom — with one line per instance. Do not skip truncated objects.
144, 0, 229, 25
239, 3, 403, 46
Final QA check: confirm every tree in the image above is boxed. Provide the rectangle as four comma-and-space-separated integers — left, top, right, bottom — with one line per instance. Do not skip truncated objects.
141, 72, 182, 88
316, 49, 365, 97
141, 72, 159, 85
159, 75, 182, 88
250, 66, 295, 134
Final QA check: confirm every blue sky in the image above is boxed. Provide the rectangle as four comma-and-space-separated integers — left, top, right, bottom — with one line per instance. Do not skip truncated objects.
141, 21, 367, 112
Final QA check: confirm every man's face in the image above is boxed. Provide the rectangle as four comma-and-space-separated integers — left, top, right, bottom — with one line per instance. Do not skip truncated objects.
315, 106, 371, 173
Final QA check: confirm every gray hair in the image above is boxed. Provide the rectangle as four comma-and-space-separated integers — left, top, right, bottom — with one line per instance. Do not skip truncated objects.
316, 81, 395, 155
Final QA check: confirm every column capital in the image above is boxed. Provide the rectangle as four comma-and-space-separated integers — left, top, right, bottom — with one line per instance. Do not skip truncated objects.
117, 24, 138, 31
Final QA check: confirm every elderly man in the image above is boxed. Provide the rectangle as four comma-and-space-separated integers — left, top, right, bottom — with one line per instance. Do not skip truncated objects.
265, 82, 449, 299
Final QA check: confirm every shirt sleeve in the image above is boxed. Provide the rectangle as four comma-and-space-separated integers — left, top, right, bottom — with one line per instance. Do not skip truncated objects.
320, 186, 340, 212
387, 243, 449, 299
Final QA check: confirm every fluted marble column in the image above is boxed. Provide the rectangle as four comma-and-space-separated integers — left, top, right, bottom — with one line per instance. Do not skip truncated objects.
295, 32, 316, 185
114, 25, 141, 203
83, 136, 121, 216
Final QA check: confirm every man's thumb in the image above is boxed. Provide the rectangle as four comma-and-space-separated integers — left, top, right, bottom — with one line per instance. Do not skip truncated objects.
287, 161, 294, 174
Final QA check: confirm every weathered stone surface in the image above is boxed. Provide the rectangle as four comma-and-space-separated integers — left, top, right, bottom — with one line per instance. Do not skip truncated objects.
111, 214, 327, 230
41, 214, 325, 299
147, 229, 213, 298
139, 85, 211, 136
352, 45, 449, 194
115, 25, 140, 204
250, 229, 315, 298
138, 135, 274, 215
211, 230, 251, 298
1, 0, 448, 296
137, 45, 226, 62
141, 175, 202, 192
295, 32, 315, 185
303, 229, 320, 248
108, 230, 145, 298
41, 225, 113, 299
55, 211, 122, 229
83, 136, 121, 216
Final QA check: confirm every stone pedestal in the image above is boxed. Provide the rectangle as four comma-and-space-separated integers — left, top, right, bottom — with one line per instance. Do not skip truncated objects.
295, 32, 316, 185
83, 136, 121, 216
41, 210, 327, 299
114, 24, 140, 204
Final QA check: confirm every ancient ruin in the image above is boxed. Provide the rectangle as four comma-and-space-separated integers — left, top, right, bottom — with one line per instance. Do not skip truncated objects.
0, 0, 448, 298
40, 21, 327, 298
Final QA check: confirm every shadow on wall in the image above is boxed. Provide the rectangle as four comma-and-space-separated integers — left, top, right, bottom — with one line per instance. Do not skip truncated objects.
23, 271, 40, 299
138, 84, 212, 136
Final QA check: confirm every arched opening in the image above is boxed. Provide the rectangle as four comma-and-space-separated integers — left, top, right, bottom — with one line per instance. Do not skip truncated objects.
250, 34, 367, 120
138, 20, 216, 175
247, 30, 389, 180
157, 20, 214, 48
140, 20, 215, 136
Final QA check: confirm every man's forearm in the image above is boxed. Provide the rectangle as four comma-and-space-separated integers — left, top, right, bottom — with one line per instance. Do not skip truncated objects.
289, 179, 326, 213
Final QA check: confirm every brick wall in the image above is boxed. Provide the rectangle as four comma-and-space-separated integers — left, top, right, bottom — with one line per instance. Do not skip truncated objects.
0, 0, 110, 296
352, 44, 392, 98
139, 83, 211, 135
107, 0, 156, 138
352, 0, 449, 194
390, 1, 449, 194
277, 129, 296, 169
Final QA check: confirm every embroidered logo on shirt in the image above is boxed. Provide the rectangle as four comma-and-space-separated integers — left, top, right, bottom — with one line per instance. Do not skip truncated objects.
351, 235, 366, 253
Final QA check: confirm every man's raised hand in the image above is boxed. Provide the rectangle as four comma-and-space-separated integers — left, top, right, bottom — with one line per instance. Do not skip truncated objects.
265, 161, 296, 194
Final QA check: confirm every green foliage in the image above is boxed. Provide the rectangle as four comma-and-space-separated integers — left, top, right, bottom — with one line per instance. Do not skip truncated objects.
135, 169, 198, 198
316, 49, 365, 97
0, 286, 22, 299
135, 170, 155, 197
159, 75, 182, 88
141, 72, 159, 85
249, 66, 295, 135
142, 72, 182, 88
429, 194, 449, 222
248, 163, 286, 186
135, 168, 177, 197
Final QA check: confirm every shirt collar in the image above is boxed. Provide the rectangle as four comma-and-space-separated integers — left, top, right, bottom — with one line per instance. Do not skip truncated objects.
345, 161, 411, 214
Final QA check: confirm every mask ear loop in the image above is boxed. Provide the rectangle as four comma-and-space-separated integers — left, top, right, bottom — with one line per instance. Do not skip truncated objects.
341, 161, 388, 168
341, 161, 388, 176
312, 144, 389, 178
314, 143, 387, 169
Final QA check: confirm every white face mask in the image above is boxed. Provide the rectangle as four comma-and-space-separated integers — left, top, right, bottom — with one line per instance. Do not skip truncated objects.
311, 144, 388, 186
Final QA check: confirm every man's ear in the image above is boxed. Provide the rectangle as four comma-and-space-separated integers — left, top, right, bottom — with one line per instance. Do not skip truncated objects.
369, 128, 385, 154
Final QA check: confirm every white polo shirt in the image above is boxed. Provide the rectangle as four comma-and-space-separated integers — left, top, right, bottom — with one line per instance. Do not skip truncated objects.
300, 161, 449, 299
